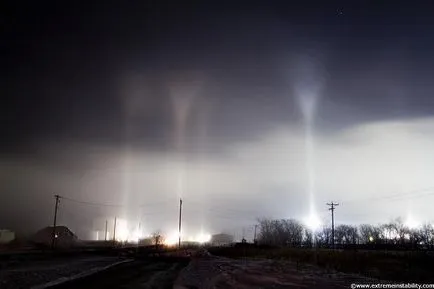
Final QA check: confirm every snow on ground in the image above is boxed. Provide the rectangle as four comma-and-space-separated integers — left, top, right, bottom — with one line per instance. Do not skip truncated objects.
0, 255, 129, 289
174, 255, 381, 289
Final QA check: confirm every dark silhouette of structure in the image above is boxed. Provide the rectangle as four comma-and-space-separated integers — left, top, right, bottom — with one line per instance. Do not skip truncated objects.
327, 202, 339, 249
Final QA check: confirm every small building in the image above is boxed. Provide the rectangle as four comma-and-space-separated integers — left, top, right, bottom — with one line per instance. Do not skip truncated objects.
181, 240, 201, 248
0, 230, 15, 244
32, 226, 78, 248
210, 233, 234, 246
139, 237, 154, 246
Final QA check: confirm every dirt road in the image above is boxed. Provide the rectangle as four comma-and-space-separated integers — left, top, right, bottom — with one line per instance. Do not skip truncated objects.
51, 257, 189, 289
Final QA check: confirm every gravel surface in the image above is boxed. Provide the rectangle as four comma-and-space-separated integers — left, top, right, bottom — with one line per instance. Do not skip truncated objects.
0, 256, 127, 289
174, 256, 382, 289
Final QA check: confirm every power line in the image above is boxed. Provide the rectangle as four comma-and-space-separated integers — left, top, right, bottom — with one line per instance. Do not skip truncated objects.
139, 200, 172, 208
60, 196, 124, 208
185, 209, 256, 221
187, 201, 260, 215
342, 186, 434, 205
59, 196, 171, 208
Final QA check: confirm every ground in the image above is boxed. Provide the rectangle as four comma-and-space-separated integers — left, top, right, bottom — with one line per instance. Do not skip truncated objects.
0, 249, 387, 289
0, 253, 129, 289
51, 258, 188, 289
174, 255, 380, 289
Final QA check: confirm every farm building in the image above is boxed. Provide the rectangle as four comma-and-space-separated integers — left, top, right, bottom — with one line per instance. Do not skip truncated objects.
0, 229, 15, 244
32, 226, 78, 248
210, 233, 234, 246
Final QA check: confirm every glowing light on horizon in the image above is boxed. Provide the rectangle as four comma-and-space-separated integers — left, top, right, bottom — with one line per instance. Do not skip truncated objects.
164, 231, 180, 246
163, 230, 211, 245
405, 215, 420, 229
127, 228, 144, 243
304, 213, 322, 232
116, 219, 129, 242
110, 219, 145, 243
195, 233, 211, 243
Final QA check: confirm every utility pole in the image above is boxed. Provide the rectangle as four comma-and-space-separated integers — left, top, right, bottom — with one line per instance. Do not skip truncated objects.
113, 217, 117, 244
178, 199, 182, 249
52, 194, 60, 249
136, 222, 141, 253
253, 224, 258, 244
327, 202, 339, 249
105, 220, 108, 241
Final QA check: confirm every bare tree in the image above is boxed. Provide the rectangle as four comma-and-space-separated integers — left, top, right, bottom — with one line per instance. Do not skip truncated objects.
257, 218, 274, 245
359, 224, 382, 244
316, 226, 332, 247
418, 223, 434, 248
152, 231, 164, 248
257, 218, 304, 246
303, 227, 313, 247
283, 219, 304, 246
257, 216, 432, 249
392, 217, 408, 244
378, 218, 408, 245
380, 223, 395, 244
335, 225, 358, 245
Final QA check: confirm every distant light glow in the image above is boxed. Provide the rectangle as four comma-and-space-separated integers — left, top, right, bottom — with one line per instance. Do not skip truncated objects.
116, 219, 129, 242
128, 228, 143, 243
369, 236, 374, 242
405, 216, 420, 229
195, 233, 211, 244
164, 231, 179, 246
113, 219, 145, 243
163, 231, 211, 245
304, 213, 321, 231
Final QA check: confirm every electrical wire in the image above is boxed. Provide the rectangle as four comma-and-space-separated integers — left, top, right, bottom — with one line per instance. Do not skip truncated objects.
60, 196, 123, 207
341, 186, 434, 205
59, 195, 172, 208
186, 200, 261, 215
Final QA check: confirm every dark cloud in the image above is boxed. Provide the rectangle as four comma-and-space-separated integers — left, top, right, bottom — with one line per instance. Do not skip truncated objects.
4, 1, 434, 153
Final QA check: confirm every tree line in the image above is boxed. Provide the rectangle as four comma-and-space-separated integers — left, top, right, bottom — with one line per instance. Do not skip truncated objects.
257, 217, 434, 249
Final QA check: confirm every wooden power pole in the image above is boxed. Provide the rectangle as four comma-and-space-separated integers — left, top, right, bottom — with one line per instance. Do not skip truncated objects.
52, 194, 60, 249
105, 219, 108, 241
253, 224, 258, 244
178, 198, 182, 249
327, 202, 339, 249
113, 217, 117, 244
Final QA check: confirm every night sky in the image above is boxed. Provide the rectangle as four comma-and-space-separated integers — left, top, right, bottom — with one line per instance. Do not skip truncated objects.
2, 1, 434, 239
